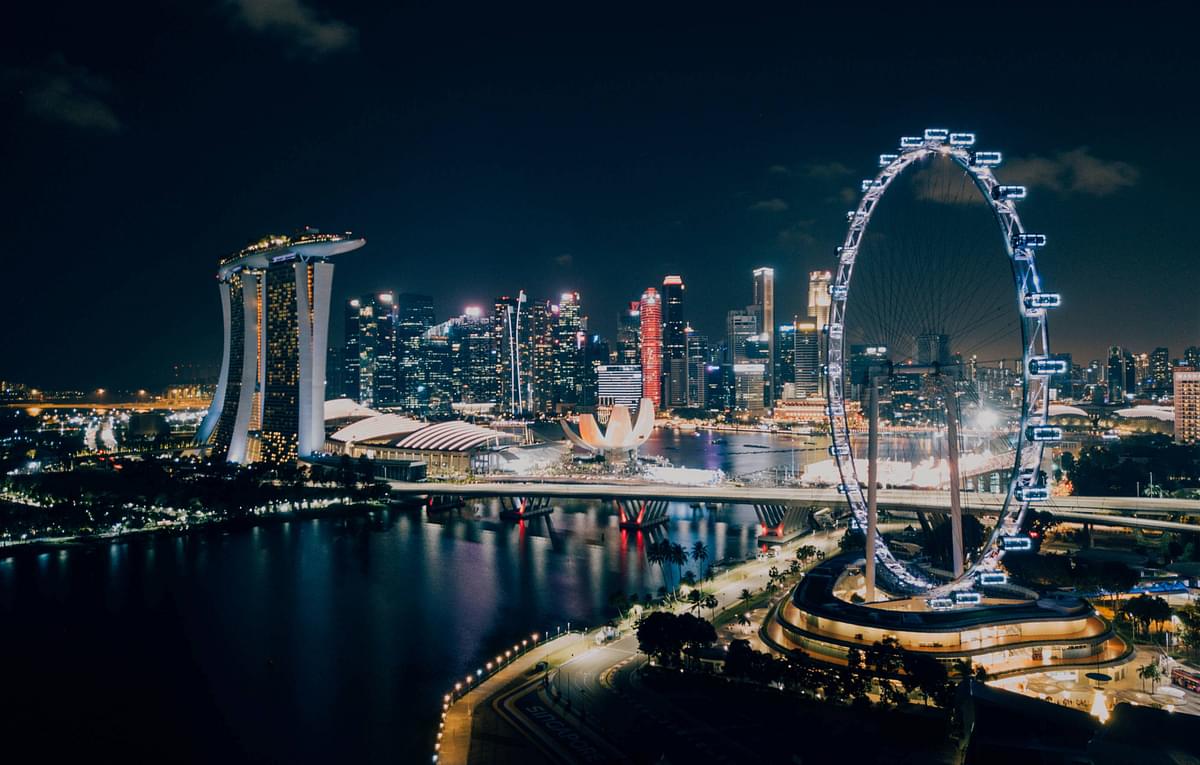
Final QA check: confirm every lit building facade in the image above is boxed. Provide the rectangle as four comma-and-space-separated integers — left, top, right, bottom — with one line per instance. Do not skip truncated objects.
685, 327, 707, 409
1175, 368, 1200, 444
752, 267, 775, 406
639, 287, 662, 407
794, 320, 820, 396
198, 229, 364, 463
661, 276, 687, 409
343, 292, 397, 407
616, 302, 641, 365
597, 364, 643, 409
808, 271, 832, 395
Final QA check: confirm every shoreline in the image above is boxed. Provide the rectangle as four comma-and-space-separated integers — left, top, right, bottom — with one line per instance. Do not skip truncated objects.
0, 497, 413, 560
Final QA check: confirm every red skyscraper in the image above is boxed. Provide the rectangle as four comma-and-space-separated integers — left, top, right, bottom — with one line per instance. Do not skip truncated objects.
639, 287, 662, 406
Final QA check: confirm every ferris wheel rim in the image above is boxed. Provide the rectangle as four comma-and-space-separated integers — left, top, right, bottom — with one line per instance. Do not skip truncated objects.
823, 131, 1055, 596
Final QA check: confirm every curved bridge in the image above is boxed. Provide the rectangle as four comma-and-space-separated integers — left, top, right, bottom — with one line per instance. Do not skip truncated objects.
387, 480, 1200, 532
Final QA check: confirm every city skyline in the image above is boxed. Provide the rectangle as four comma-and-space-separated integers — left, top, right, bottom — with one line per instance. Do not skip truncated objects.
2, 6, 1198, 388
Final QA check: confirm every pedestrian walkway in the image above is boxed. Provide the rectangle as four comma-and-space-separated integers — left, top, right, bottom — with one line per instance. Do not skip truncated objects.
437, 632, 591, 765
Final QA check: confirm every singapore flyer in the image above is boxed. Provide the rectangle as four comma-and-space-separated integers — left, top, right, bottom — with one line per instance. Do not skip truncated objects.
825, 129, 1062, 596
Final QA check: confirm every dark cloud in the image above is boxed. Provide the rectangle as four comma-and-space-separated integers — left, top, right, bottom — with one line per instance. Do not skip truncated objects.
554, 253, 574, 266
229, 0, 358, 55
749, 198, 788, 212
777, 219, 816, 248
805, 161, 853, 179
1003, 148, 1138, 196
767, 164, 790, 175
4, 55, 120, 133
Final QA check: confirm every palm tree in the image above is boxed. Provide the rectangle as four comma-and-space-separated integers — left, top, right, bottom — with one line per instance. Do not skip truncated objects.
646, 540, 668, 585
691, 541, 710, 580
739, 588, 753, 605
1138, 662, 1162, 692
670, 543, 689, 588
736, 613, 752, 631
704, 594, 719, 620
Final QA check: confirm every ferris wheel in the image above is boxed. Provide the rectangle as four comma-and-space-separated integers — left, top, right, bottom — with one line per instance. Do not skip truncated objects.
824, 129, 1063, 596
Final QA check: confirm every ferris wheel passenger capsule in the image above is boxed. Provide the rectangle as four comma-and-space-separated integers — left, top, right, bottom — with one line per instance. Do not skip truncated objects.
993, 185, 1027, 200
1028, 356, 1069, 376
923, 128, 949, 141
949, 132, 976, 146
1023, 293, 1062, 314
1001, 535, 1034, 551
972, 151, 1002, 166
879, 153, 899, 166
829, 284, 848, 301
1012, 232, 1047, 248
1015, 485, 1051, 502
899, 136, 924, 149
829, 444, 851, 457
1025, 424, 1063, 442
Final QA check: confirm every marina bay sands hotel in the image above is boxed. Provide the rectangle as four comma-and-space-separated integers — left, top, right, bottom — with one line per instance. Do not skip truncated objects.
197, 229, 365, 463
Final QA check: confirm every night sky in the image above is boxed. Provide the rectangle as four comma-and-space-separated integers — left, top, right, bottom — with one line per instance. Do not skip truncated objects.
2, 3, 1197, 389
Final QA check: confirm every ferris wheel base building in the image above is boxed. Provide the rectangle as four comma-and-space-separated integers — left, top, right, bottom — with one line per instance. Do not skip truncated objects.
197, 229, 365, 464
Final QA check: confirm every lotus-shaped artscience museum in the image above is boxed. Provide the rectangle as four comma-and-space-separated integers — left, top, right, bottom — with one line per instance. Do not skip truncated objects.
561, 398, 655, 458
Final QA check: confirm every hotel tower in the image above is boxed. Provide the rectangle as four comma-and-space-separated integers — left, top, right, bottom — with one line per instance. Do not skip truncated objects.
197, 228, 365, 463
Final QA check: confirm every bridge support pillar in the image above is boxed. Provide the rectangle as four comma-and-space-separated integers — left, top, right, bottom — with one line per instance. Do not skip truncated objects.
499, 496, 554, 521
753, 504, 811, 546
616, 499, 669, 530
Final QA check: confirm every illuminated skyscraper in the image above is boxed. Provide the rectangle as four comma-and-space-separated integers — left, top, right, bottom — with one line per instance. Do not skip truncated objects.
1175, 368, 1200, 444
343, 292, 397, 407
639, 287, 662, 406
793, 320, 821, 396
752, 267, 775, 406
199, 228, 364, 463
685, 326, 707, 409
726, 308, 757, 363
396, 293, 435, 409
616, 302, 641, 365
662, 275, 687, 408
1149, 347, 1170, 396
807, 270, 832, 395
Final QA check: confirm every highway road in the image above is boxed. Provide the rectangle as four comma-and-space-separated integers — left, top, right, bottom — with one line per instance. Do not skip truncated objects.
387, 480, 1200, 531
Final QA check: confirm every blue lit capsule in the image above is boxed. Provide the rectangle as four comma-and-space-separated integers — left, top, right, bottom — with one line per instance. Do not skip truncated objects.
1012, 232, 1047, 248
1001, 535, 1033, 551
836, 482, 859, 495
899, 136, 924, 149
826, 402, 845, 417
955, 591, 982, 605
993, 185, 1027, 200
1028, 356, 1069, 376
1025, 424, 1063, 442
1016, 486, 1051, 502
1023, 293, 1062, 313
949, 132, 976, 146
829, 284, 848, 300
973, 151, 1002, 166
979, 572, 1008, 585
928, 597, 955, 610
829, 444, 851, 457
923, 128, 949, 141
879, 153, 898, 166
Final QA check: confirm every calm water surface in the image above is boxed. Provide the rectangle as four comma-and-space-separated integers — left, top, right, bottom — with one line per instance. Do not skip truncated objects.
0, 432, 821, 763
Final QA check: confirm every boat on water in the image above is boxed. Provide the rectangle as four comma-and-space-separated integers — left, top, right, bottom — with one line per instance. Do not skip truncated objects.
745, 444, 770, 450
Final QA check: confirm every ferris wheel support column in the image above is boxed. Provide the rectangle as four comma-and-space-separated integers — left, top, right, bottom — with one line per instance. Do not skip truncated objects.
865, 378, 880, 601
945, 384, 965, 578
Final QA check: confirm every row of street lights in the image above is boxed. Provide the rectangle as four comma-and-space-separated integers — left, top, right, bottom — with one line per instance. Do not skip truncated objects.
431, 623, 579, 763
